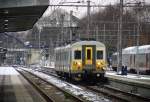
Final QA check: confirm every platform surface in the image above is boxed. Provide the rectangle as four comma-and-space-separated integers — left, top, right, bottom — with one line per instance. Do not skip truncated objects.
106, 71, 150, 86
0, 67, 46, 102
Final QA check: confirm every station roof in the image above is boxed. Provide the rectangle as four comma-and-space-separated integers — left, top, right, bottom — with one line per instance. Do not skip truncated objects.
0, 0, 49, 33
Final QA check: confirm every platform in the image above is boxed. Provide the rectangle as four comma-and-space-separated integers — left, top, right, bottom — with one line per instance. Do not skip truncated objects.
106, 71, 150, 98
0, 67, 46, 102
106, 71, 150, 86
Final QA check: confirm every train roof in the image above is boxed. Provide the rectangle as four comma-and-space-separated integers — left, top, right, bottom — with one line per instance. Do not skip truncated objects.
139, 45, 150, 53
123, 46, 137, 54
113, 45, 150, 55
72, 41, 105, 47
55, 44, 71, 51
55, 41, 105, 51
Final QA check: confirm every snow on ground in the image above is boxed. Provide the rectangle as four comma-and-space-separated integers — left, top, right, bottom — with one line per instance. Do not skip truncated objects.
44, 61, 55, 68
0, 67, 19, 75
21, 68, 110, 102
106, 71, 150, 81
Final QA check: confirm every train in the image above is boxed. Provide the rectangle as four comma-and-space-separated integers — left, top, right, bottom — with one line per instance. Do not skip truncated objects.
112, 45, 150, 74
54, 41, 107, 81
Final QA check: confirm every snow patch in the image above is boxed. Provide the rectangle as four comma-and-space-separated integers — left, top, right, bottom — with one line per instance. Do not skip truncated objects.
0, 67, 19, 75
22, 68, 111, 102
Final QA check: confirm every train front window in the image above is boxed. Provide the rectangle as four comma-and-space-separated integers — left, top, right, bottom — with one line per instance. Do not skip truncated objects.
74, 50, 81, 59
97, 50, 103, 59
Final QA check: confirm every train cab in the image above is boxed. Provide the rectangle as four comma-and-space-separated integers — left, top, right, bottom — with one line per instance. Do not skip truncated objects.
55, 41, 107, 81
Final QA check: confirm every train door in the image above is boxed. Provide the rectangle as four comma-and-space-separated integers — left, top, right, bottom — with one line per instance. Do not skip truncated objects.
86, 47, 93, 65
82, 45, 96, 70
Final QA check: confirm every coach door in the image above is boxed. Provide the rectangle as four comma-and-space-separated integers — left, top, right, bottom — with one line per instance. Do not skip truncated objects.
86, 47, 93, 65
82, 45, 96, 66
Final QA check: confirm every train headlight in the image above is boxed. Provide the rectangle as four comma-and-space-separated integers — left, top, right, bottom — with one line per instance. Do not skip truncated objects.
97, 62, 101, 66
77, 62, 81, 66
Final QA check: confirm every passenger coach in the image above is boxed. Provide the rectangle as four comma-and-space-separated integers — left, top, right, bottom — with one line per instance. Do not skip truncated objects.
54, 41, 106, 81
112, 45, 150, 74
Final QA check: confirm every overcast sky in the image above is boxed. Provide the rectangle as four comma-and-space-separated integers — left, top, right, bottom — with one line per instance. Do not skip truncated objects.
43, 0, 149, 18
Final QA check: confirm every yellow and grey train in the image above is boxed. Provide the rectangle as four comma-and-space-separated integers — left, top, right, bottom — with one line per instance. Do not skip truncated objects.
54, 41, 107, 81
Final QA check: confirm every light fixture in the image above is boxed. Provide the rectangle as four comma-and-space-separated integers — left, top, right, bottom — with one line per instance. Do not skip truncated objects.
4, 20, 8, 22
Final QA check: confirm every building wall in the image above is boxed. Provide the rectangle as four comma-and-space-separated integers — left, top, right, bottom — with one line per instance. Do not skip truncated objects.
26, 49, 40, 65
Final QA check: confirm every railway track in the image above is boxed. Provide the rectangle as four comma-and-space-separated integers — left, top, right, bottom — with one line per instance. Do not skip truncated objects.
32, 67, 150, 102
17, 67, 111, 102
84, 84, 150, 102
16, 68, 84, 102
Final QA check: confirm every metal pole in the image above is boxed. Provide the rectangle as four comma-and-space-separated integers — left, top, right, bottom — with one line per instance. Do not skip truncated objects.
117, 19, 120, 72
60, 14, 64, 45
104, 24, 106, 44
70, 10, 73, 43
134, 24, 136, 45
117, 0, 123, 74
136, 16, 140, 76
87, 0, 91, 40
136, 3, 141, 76
96, 25, 99, 41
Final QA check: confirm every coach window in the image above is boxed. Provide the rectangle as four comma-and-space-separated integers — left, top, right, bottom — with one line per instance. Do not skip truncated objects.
74, 50, 81, 59
97, 50, 103, 59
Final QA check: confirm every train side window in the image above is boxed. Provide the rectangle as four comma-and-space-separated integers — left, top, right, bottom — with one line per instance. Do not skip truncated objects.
97, 50, 103, 59
74, 50, 81, 59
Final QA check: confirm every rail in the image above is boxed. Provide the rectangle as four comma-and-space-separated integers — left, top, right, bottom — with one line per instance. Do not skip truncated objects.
16, 68, 84, 102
